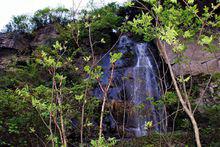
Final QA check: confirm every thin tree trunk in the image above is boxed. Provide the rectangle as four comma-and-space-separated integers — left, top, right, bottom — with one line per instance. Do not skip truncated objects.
50, 74, 56, 147
99, 93, 107, 139
58, 80, 67, 147
156, 39, 201, 147
49, 112, 55, 147
98, 63, 115, 139
58, 97, 67, 146
80, 94, 86, 145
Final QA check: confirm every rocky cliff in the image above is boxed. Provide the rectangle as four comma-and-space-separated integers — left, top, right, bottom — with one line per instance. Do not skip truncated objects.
162, 39, 220, 76
1, 24, 219, 76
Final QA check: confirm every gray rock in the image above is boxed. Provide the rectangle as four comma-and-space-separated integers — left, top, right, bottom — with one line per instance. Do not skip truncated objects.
163, 40, 220, 75
0, 32, 31, 52
30, 24, 59, 47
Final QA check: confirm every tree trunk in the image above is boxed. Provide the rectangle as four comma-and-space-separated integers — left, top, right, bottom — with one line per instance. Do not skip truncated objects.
156, 39, 201, 147
99, 93, 107, 139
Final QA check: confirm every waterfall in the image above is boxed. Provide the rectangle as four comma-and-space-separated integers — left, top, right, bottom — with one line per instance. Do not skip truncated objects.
117, 35, 165, 137
131, 43, 161, 137
98, 35, 166, 137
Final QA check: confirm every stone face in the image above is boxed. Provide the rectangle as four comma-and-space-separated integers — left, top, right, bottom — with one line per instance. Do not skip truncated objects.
30, 24, 59, 47
0, 24, 59, 52
0, 32, 31, 69
0, 32, 31, 52
164, 41, 220, 75
0, 24, 60, 70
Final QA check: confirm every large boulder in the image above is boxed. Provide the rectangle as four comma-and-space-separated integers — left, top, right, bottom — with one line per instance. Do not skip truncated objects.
0, 32, 31, 69
0, 32, 31, 52
163, 40, 220, 75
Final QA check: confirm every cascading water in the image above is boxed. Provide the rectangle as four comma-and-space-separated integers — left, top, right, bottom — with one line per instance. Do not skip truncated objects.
97, 35, 166, 137
117, 35, 165, 137
131, 43, 161, 137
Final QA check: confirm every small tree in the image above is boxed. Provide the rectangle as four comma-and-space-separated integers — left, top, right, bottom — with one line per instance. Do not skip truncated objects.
125, 0, 219, 146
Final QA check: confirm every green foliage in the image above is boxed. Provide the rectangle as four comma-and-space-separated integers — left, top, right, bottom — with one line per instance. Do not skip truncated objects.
35, 41, 72, 70
180, 118, 191, 129
84, 65, 103, 80
198, 35, 213, 46
75, 94, 84, 101
163, 91, 178, 105
5, 15, 31, 32
31, 6, 70, 29
90, 137, 117, 147
183, 30, 193, 39
1, 1, 219, 146
173, 43, 187, 53
0, 89, 46, 145
187, 0, 194, 4
127, 13, 154, 41
126, 0, 218, 49
177, 76, 191, 83
125, 2, 134, 7
159, 25, 178, 45
89, 3, 122, 31
110, 52, 122, 63
144, 121, 153, 129
4, 7, 71, 33
200, 104, 220, 144
54, 3, 123, 56
117, 132, 193, 146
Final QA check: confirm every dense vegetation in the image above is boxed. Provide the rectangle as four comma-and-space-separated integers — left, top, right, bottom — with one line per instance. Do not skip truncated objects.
4, 7, 71, 33
0, 0, 219, 146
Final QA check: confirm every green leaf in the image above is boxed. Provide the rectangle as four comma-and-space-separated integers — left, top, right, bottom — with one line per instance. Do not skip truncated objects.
53, 41, 62, 50
170, 0, 177, 3
188, 0, 194, 4
153, 5, 163, 14
178, 76, 191, 83
125, 2, 134, 7
110, 52, 122, 63
84, 65, 90, 73
144, 121, 153, 129
29, 127, 36, 133
143, 0, 156, 5
101, 38, 106, 43
173, 44, 187, 53
184, 76, 191, 82
160, 25, 178, 45
83, 56, 91, 62
183, 30, 193, 38
199, 35, 213, 45
55, 73, 66, 81
56, 61, 62, 68
75, 94, 84, 101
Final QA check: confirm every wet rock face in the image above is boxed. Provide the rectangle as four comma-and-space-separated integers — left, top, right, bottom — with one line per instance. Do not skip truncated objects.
163, 40, 220, 76
96, 36, 137, 100
96, 35, 166, 137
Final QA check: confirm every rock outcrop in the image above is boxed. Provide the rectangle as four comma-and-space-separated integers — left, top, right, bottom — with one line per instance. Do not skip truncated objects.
31, 24, 59, 47
0, 24, 59, 51
163, 41, 220, 75
0, 32, 31, 52
0, 24, 59, 69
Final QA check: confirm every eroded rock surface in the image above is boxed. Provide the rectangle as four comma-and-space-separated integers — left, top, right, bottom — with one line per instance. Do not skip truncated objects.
164, 41, 220, 75
0, 32, 31, 52
31, 24, 59, 47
